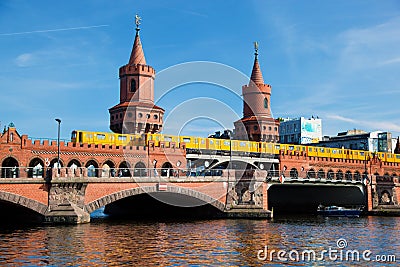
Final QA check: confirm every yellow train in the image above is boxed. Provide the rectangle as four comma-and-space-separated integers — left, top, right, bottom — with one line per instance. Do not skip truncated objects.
71, 130, 400, 163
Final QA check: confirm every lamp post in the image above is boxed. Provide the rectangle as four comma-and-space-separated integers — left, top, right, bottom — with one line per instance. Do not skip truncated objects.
362, 141, 368, 182
55, 119, 61, 170
225, 130, 233, 209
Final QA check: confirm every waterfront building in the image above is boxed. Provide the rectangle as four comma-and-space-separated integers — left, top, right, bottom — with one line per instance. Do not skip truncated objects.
233, 42, 280, 142
315, 129, 393, 152
279, 117, 322, 144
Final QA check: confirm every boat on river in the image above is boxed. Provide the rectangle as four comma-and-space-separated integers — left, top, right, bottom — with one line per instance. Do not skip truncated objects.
317, 205, 363, 217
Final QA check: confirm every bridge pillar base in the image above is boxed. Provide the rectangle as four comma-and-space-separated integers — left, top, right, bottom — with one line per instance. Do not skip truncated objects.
225, 206, 271, 218
44, 202, 90, 224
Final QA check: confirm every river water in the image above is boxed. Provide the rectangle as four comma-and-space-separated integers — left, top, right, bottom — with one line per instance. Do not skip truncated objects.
0, 211, 399, 266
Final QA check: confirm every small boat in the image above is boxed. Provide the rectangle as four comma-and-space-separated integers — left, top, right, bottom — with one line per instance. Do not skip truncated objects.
317, 205, 363, 217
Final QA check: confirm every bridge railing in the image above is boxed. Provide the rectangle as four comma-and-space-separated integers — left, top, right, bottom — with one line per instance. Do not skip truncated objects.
0, 166, 368, 184
0, 167, 225, 179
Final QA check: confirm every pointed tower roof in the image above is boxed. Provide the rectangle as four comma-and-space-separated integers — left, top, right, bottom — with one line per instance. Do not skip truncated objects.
394, 137, 400, 154
250, 41, 264, 84
129, 15, 146, 65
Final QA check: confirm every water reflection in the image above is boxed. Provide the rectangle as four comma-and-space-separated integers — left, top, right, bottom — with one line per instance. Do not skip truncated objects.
0, 215, 398, 266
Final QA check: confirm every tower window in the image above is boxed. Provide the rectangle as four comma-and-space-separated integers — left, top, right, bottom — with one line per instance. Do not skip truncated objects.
130, 79, 136, 93
264, 98, 268, 109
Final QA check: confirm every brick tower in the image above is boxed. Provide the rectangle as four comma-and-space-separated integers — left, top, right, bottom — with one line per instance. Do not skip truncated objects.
234, 42, 280, 142
109, 15, 164, 134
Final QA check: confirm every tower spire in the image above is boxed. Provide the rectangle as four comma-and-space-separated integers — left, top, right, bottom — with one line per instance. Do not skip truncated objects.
395, 137, 400, 154
250, 41, 264, 85
129, 14, 146, 65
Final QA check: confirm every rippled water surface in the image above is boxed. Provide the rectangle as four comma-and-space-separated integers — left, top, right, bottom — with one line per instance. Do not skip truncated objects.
0, 213, 399, 266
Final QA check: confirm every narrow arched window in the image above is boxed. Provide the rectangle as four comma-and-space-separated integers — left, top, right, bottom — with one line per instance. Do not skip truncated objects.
130, 79, 136, 93
10, 133, 13, 142
264, 98, 268, 109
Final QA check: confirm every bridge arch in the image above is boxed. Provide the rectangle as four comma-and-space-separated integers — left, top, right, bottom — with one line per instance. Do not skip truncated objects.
0, 191, 47, 215
85, 185, 225, 214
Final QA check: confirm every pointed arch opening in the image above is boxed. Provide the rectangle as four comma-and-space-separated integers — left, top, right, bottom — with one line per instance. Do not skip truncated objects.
289, 168, 298, 178
118, 161, 131, 177
134, 161, 147, 177
28, 157, 44, 178
103, 160, 116, 177
317, 169, 325, 179
85, 160, 99, 177
2, 157, 20, 178
161, 162, 173, 177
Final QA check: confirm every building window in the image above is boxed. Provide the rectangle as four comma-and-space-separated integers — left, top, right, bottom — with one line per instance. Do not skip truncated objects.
138, 113, 143, 118
264, 98, 268, 109
130, 79, 136, 93
269, 126, 272, 131
254, 126, 258, 130
154, 114, 158, 120
146, 114, 150, 119
127, 112, 132, 118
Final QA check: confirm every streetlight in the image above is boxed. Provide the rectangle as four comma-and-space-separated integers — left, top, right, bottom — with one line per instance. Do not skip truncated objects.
225, 130, 233, 209
361, 141, 368, 182
55, 118, 61, 170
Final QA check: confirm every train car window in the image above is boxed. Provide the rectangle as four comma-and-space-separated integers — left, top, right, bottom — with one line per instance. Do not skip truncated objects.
210, 140, 214, 145
396, 155, 400, 159
332, 150, 337, 154
360, 151, 364, 156
97, 134, 106, 140
118, 136, 127, 141
71, 131, 77, 139
224, 141, 230, 146
275, 145, 280, 150
320, 148, 324, 152
308, 147, 312, 152
201, 139, 205, 144
289, 146, 294, 150
164, 136, 172, 142
240, 142, 246, 147
183, 138, 191, 143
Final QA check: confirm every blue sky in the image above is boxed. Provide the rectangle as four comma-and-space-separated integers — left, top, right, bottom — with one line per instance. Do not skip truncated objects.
0, 0, 400, 140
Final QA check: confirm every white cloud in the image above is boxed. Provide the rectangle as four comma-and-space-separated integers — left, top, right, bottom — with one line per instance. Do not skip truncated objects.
327, 114, 400, 133
15, 53, 34, 67
379, 57, 400, 66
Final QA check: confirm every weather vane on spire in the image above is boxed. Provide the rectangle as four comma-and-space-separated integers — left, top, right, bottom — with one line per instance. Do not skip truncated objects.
135, 14, 141, 31
254, 41, 259, 56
